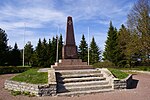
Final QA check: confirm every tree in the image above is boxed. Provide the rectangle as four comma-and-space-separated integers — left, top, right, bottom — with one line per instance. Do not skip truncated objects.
30, 51, 38, 67
34, 38, 50, 67
35, 39, 42, 67
47, 39, 52, 66
117, 24, 131, 67
103, 21, 118, 65
24, 41, 33, 66
89, 37, 100, 64
127, 0, 150, 65
51, 37, 57, 64
58, 34, 63, 59
9, 43, 21, 66
41, 38, 49, 67
0, 28, 9, 65
78, 34, 88, 62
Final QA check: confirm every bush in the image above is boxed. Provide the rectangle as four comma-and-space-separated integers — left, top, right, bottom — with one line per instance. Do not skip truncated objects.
22, 91, 30, 95
11, 91, 21, 96
0, 66, 30, 74
93, 60, 115, 68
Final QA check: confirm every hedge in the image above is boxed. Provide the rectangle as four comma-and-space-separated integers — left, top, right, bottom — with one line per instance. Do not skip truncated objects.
0, 66, 31, 74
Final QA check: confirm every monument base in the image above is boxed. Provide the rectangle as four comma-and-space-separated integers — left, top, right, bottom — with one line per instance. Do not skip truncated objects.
51, 59, 93, 70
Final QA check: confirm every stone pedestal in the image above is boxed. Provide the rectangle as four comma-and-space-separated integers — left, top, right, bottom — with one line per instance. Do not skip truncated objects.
51, 59, 93, 70
62, 45, 78, 59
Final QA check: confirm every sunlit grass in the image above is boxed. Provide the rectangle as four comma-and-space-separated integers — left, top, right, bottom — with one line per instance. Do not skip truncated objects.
108, 68, 129, 79
11, 69, 48, 84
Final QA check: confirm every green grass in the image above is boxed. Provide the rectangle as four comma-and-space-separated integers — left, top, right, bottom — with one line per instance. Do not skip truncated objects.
11, 69, 48, 84
108, 68, 129, 79
132, 66, 150, 71
113, 66, 150, 72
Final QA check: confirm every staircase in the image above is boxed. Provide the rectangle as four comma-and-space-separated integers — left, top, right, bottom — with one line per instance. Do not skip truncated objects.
56, 69, 113, 96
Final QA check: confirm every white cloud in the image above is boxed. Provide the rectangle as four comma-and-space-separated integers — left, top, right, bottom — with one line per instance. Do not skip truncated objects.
0, 0, 136, 49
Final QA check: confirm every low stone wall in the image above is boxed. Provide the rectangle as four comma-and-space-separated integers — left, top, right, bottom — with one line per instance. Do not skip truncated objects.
113, 74, 133, 89
4, 80, 56, 96
4, 68, 57, 96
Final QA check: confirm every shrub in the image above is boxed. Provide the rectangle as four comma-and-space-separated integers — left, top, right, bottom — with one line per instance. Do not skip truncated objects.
93, 60, 115, 68
0, 66, 30, 74
22, 91, 30, 95
11, 91, 21, 96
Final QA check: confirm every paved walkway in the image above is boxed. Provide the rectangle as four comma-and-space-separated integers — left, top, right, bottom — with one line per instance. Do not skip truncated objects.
0, 73, 150, 100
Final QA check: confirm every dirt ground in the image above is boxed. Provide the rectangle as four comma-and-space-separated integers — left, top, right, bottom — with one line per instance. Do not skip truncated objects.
0, 73, 150, 100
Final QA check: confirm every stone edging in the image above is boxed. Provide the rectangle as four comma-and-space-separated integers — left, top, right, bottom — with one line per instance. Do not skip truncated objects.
113, 74, 133, 89
4, 68, 57, 97
99, 68, 133, 90
4, 80, 56, 96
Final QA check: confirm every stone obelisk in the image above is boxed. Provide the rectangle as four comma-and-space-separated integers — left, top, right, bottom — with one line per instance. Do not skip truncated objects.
51, 16, 93, 70
62, 16, 78, 59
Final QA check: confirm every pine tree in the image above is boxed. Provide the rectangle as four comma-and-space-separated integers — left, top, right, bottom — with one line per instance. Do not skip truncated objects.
78, 34, 88, 62
51, 37, 57, 64
36, 39, 42, 67
41, 38, 49, 67
24, 41, 33, 66
117, 24, 130, 67
0, 28, 9, 65
103, 21, 118, 65
89, 37, 100, 64
30, 51, 38, 67
47, 39, 52, 66
9, 43, 21, 66
58, 34, 63, 59
35, 38, 50, 67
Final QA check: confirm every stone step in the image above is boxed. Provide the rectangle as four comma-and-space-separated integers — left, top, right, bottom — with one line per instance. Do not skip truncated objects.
57, 84, 112, 93
56, 62, 87, 66
57, 77, 106, 83
58, 80, 109, 87
56, 69, 101, 75
58, 59, 87, 65
52, 65, 94, 70
57, 73, 103, 78
57, 88, 113, 96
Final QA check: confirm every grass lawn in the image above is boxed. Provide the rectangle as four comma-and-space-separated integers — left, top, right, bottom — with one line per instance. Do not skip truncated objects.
11, 69, 48, 84
108, 68, 129, 79
131, 66, 150, 71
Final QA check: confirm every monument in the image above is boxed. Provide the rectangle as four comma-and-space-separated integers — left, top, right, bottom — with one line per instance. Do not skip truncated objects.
51, 16, 93, 70
62, 16, 78, 59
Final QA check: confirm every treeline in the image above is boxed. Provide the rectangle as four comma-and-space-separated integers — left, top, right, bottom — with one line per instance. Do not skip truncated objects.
103, 0, 150, 67
0, 28, 101, 67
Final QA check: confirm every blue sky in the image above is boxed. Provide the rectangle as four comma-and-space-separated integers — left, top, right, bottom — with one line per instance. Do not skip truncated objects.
0, 0, 137, 51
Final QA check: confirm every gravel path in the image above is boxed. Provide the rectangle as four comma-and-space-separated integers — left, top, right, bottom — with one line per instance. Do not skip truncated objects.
0, 73, 150, 100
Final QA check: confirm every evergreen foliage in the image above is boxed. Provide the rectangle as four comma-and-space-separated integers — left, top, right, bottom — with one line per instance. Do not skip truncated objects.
103, 21, 118, 65
117, 25, 130, 67
51, 37, 57, 64
78, 34, 88, 62
89, 37, 100, 64
30, 35, 63, 67
24, 41, 33, 66
9, 43, 21, 66
58, 34, 63, 59
0, 28, 9, 65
